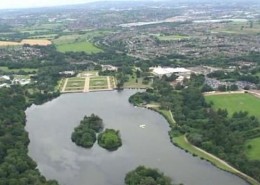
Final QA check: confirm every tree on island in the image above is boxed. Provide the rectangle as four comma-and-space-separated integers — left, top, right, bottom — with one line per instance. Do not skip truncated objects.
71, 114, 104, 148
125, 166, 179, 185
98, 129, 122, 151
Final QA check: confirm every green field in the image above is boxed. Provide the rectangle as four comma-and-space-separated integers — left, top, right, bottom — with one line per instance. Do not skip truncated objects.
89, 77, 108, 87
79, 71, 98, 77
205, 93, 260, 119
0, 66, 37, 73
124, 74, 152, 89
56, 41, 102, 53
245, 137, 260, 160
213, 21, 260, 35
66, 81, 85, 87
157, 34, 189, 41
65, 78, 85, 91
152, 107, 176, 127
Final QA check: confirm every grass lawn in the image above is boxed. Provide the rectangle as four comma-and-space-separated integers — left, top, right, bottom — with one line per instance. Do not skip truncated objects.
56, 41, 102, 53
157, 35, 189, 41
79, 71, 98, 77
89, 77, 108, 87
255, 72, 260, 78
205, 93, 260, 119
245, 137, 260, 160
124, 74, 152, 89
67, 77, 85, 81
173, 135, 237, 172
152, 107, 176, 127
66, 80, 85, 87
0, 66, 38, 73
212, 21, 260, 35
109, 76, 116, 88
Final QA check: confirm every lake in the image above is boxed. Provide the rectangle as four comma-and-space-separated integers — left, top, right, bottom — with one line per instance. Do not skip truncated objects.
25, 90, 248, 185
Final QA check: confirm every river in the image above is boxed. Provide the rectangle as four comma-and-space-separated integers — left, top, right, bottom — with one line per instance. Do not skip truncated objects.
25, 90, 248, 185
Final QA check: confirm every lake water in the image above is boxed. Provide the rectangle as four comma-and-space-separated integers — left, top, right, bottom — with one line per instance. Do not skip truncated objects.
25, 90, 248, 185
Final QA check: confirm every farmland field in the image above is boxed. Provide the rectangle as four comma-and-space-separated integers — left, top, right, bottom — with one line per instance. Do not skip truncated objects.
56, 41, 102, 53
0, 39, 52, 46
245, 137, 260, 160
205, 93, 260, 119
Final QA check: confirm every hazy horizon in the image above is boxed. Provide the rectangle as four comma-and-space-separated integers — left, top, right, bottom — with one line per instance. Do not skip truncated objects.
0, 0, 257, 10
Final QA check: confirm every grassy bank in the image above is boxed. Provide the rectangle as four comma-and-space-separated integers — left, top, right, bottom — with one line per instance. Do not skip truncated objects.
172, 135, 260, 185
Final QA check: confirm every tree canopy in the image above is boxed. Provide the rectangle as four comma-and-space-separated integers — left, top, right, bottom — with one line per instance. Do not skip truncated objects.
71, 114, 104, 148
98, 129, 122, 151
125, 166, 175, 185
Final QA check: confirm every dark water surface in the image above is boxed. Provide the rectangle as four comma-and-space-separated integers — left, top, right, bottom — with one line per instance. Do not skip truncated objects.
25, 90, 248, 185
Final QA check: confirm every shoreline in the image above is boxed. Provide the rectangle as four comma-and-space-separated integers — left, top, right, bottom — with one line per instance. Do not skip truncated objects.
138, 104, 260, 185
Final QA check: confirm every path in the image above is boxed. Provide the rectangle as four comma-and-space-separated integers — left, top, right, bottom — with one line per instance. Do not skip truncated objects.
248, 90, 260, 98
83, 77, 89, 92
61, 78, 68, 92
168, 110, 176, 124
183, 136, 260, 185
204, 90, 245, 96
107, 76, 111, 90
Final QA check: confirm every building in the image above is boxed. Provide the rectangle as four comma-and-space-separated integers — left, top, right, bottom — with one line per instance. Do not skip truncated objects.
59, 71, 75, 76
101, 65, 118, 71
0, 75, 10, 81
151, 66, 191, 78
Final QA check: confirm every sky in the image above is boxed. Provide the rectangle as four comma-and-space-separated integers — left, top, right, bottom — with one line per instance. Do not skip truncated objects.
0, 0, 100, 9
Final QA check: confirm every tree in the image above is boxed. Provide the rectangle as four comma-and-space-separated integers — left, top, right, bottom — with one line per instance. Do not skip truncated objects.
125, 166, 174, 185
71, 114, 104, 148
98, 129, 122, 151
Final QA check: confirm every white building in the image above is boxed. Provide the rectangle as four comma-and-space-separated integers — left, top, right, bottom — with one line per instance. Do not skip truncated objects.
0, 75, 10, 81
151, 66, 191, 78
59, 71, 75, 76
0, 83, 10, 88
101, 65, 118, 71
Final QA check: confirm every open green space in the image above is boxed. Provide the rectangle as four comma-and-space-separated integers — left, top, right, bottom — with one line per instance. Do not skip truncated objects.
152, 107, 176, 127
53, 31, 110, 53
79, 71, 98, 77
56, 41, 102, 53
66, 80, 85, 88
245, 137, 260, 161
213, 21, 260, 35
205, 93, 260, 119
89, 77, 108, 87
0, 66, 37, 73
157, 34, 190, 41
173, 135, 236, 172
67, 77, 85, 81
124, 74, 152, 89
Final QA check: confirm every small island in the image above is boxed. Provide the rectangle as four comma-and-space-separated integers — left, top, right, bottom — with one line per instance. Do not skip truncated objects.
98, 129, 122, 151
125, 166, 175, 185
71, 114, 104, 148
